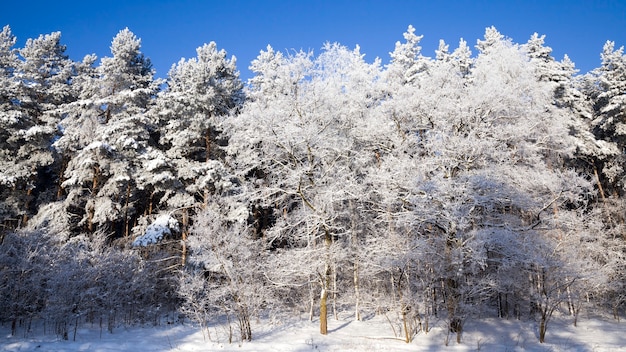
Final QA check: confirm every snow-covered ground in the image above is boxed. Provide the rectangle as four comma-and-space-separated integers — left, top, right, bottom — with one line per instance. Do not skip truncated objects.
2, 312, 624, 351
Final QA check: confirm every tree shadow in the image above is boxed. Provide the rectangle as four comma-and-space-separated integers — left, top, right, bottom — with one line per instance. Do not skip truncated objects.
328, 320, 352, 333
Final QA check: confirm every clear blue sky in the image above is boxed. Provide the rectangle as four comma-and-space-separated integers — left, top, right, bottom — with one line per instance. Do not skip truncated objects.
3, 0, 625, 81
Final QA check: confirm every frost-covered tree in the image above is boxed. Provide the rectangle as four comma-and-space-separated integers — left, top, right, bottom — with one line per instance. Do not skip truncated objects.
179, 198, 264, 342
18, 31, 74, 120
157, 42, 243, 161
94, 28, 159, 157
378, 26, 595, 344
0, 230, 50, 335
0, 229, 176, 339
387, 25, 430, 85
523, 33, 604, 165
521, 33, 600, 170
247, 45, 292, 103
52, 54, 99, 158
17, 31, 75, 215
593, 41, 626, 145
228, 43, 389, 334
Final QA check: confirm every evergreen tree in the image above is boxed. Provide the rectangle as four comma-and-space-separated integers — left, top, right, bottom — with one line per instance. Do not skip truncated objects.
583, 41, 626, 315
151, 41, 243, 208
589, 41, 626, 195
0, 29, 75, 228
37, 28, 159, 238
0, 25, 21, 229
131, 42, 243, 274
388, 25, 429, 85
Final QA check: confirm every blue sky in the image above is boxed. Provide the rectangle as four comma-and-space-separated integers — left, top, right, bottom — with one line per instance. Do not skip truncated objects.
3, 0, 625, 81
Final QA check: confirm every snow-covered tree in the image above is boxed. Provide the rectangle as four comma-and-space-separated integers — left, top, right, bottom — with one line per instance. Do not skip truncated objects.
578, 41, 626, 318
523, 33, 601, 156
35, 28, 160, 238
134, 41, 244, 270
0, 230, 50, 335
247, 45, 291, 103
0, 25, 21, 228
0, 29, 75, 228
387, 25, 430, 85
587, 41, 626, 195
593, 41, 626, 144
149, 41, 243, 210
0, 228, 176, 339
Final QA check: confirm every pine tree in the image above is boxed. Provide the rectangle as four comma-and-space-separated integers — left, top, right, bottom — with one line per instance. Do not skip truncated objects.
582, 41, 626, 316
0, 25, 21, 229
0, 29, 75, 228
40, 28, 160, 237
589, 41, 626, 195
137, 41, 244, 266
152, 41, 243, 195
388, 25, 429, 85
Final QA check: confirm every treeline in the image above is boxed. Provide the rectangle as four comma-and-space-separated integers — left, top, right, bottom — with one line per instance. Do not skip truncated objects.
1, 24, 625, 345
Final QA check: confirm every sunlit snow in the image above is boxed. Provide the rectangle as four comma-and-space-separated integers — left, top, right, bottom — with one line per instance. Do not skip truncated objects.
132, 214, 179, 246
2, 313, 625, 351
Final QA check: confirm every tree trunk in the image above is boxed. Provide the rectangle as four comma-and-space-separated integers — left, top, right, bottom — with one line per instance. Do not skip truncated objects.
353, 261, 361, 321
202, 127, 212, 208
237, 303, 252, 341
21, 188, 33, 226
446, 278, 462, 344
309, 280, 315, 321
181, 209, 189, 267
332, 263, 338, 320
205, 127, 212, 162
504, 293, 509, 319
57, 155, 69, 199
123, 183, 131, 237
539, 312, 547, 343
402, 304, 411, 343
320, 229, 332, 335
148, 191, 154, 215
320, 287, 328, 335
87, 165, 101, 233
432, 287, 438, 317
498, 292, 509, 319
87, 207, 94, 232
349, 199, 361, 321
594, 165, 606, 201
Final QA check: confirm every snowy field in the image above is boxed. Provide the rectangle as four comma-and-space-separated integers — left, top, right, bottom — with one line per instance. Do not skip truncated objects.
2, 312, 625, 351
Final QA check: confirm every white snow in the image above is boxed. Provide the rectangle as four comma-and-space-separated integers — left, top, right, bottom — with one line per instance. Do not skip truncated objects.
146, 156, 168, 171
132, 214, 179, 247
84, 141, 114, 153
2, 313, 624, 351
